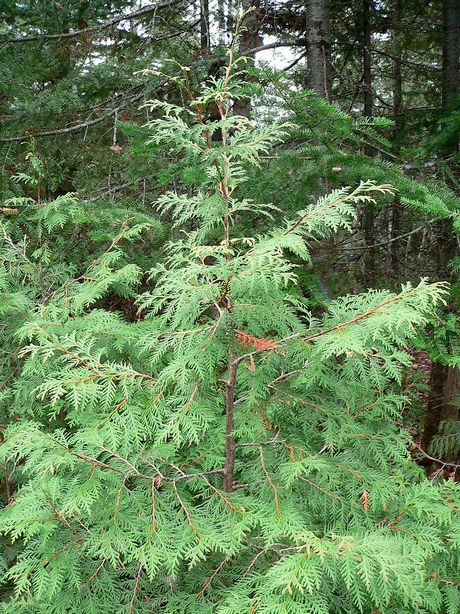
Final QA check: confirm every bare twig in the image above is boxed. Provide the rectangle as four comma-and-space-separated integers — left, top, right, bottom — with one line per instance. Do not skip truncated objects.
0, 90, 146, 142
413, 444, 460, 470
223, 358, 238, 492
345, 219, 436, 251
172, 482, 199, 535
129, 564, 143, 614
298, 476, 344, 503
247, 40, 307, 55
197, 558, 227, 596
88, 557, 107, 582
260, 447, 281, 516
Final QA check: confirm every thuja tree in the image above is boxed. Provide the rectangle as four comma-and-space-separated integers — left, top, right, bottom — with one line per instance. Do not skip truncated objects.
0, 49, 459, 614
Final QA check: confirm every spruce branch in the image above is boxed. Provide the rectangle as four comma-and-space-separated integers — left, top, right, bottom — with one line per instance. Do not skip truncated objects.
3, 0, 188, 43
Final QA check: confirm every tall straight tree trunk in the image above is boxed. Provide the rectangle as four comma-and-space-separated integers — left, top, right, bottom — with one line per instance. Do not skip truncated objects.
442, 0, 460, 109
389, 0, 403, 277
233, 0, 262, 118
200, 0, 210, 51
423, 361, 448, 452
303, 1, 335, 299
362, 0, 372, 117
217, 0, 226, 44
305, 1, 333, 297
391, 0, 403, 145
362, 0, 375, 283
306, 0, 332, 102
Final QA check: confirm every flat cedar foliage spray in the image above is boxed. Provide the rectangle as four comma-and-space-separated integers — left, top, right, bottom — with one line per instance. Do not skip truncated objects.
0, 42, 459, 614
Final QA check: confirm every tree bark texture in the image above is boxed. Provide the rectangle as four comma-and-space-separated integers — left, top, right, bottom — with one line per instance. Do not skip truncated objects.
390, 0, 403, 276
362, 0, 375, 283
200, 0, 210, 51
306, 0, 332, 102
233, 0, 262, 118
442, 0, 460, 109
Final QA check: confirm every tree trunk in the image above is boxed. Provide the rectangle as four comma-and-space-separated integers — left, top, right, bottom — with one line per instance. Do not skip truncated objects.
200, 0, 210, 51
306, 0, 332, 102
389, 0, 403, 277
442, 0, 460, 109
442, 366, 460, 422
423, 361, 447, 451
362, 0, 372, 117
391, 0, 403, 139
233, 0, 262, 117
362, 0, 375, 283
217, 0, 225, 44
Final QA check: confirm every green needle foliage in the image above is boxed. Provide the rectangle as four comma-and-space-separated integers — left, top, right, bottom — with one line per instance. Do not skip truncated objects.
0, 44, 459, 614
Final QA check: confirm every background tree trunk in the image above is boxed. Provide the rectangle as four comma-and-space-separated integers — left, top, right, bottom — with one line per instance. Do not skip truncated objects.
389, 0, 403, 277
233, 0, 262, 117
423, 361, 447, 451
200, 0, 210, 51
306, 0, 332, 102
442, 0, 460, 109
362, 0, 375, 283
362, 0, 372, 118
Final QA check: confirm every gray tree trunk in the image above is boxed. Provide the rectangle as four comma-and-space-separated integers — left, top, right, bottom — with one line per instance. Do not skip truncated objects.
306, 0, 332, 102
233, 0, 262, 117
362, 0, 375, 283
200, 0, 210, 51
362, 0, 372, 117
390, 0, 403, 277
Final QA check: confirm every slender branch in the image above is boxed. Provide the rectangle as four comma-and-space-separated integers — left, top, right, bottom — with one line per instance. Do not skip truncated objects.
413, 444, 460, 470
247, 40, 307, 55
221, 288, 426, 485
235, 286, 421, 370
170, 468, 225, 482
172, 482, 199, 535
259, 447, 281, 516
49, 434, 224, 483
298, 476, 344, 503
129, 564, 143, 614
151, 479, 157, 532
282, 51, 308, 72
201, 476, 242, 512
43, 537, 84, 565
242, 549, 266, 578
223, 359, 238, 492
345, 219, 435, 250
97, 398, 128, 427
219, 287, 426, 491
237, 437, 286, 448
0, 91, 146, 143
335, 41, 441, 72
197, 558, 228, 596
3, 462, 11, 504
87, 557, 107, 582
